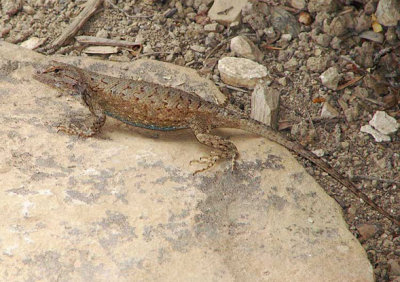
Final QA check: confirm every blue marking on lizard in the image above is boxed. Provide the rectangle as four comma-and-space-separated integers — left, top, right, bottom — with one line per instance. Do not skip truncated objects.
105, 111, 188, 131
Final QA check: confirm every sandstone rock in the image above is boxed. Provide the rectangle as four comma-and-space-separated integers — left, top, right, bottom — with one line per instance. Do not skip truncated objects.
312, 33, 332, 47
230, 35, 264, 62
83, 46, 119, 54
208, 0, 249, 25
376, 0, 400, 26
360, 125, 391, 142
271, 6, 300, 38
250, 83, 280, 129
328, 16, 349, 37
321, 102, 340, 118
312, 149, 325, 157
307, 56, 327, 73
0, 41, 374, 282
386, 27, 398, 44
218, 57, 269, 88
320, 67, 341, 90
357, 224, 379, 240
190, 44, 206, 53
284, 57, 299, 71
369, 111, 399, 135
96, 29, 110, 38
20, 37, 46, 50
204, 23, 219, 32
359, 31, 384, 43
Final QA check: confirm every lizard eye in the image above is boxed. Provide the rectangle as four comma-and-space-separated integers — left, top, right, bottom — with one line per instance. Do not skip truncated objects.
54, 68, 60, 73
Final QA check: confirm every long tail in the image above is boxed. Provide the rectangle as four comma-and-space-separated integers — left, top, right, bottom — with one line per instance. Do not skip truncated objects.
240, 118, 400, 226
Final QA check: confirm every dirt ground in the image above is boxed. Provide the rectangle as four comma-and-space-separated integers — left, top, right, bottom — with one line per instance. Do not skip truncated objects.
1, 0, 399, 280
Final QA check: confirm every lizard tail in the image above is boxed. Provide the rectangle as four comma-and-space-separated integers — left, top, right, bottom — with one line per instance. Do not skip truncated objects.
240, 118, 400, 227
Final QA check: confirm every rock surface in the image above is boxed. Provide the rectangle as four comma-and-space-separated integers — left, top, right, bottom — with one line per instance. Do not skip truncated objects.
375, 0, 400, 26
360, 125, 391, 142
208, 0, 249, 25
250, 83, 280, 129
0, 42, 373, 281
218, 56, 269, 88
369, 111, 399, 135
271, 6, 300, 38
230, 35, 264, 62
320, 66, 341, 90
321, 102, 340, 118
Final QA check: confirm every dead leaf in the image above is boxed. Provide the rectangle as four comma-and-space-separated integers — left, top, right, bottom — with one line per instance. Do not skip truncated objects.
313, 97, 326, 103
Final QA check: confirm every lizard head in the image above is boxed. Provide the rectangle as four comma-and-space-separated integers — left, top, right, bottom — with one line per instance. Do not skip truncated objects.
33, 61, 85, 96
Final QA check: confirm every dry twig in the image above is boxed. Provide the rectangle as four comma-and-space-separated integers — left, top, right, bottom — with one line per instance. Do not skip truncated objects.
75, 36, 141, 49
45, 0, 104, 54
215, 82, 249, 93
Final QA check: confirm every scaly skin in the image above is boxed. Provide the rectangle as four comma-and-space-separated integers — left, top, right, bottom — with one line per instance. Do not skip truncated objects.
33, 61, 399, 226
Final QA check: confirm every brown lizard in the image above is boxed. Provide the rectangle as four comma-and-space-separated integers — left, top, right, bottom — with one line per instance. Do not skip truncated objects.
33, 61, 400, 226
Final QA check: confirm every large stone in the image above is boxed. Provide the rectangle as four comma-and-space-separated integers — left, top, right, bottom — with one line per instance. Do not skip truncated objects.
369, 111, 399, 135
320, 66, 341, 90
271, 6, 300, 38
321, 102, 340, 118
376, 0, 400, 26
360, 124, 391, 142
230, 35, 264, 62
218, 56, 269, 88
0, 41, 373, 281
250, 83, 280, 129
208, 0, 249, 25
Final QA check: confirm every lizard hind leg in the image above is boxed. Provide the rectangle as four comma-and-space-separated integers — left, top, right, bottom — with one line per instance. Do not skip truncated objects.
190, 121, 238, 174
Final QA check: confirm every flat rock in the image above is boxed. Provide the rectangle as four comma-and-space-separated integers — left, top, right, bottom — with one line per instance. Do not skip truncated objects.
204, 23, 219, 32
321, 102, 340, 118
320, 66, 341, 90
359, 30, 385, 43
218, 57, 269, 88
250, 83, 280, 129
208, 0, 249, 25
83, 46, 119, 54
369, 111, 399, 135
361, 124, 391, 142
20, 37, 46, 50
271, 6, 300, 38
0, 41, 373, 282
307, 56, 328, 73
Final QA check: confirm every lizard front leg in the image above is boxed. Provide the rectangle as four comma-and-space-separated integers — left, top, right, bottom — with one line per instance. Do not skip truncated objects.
190, 120, 238, 174
57, 106, 106, 138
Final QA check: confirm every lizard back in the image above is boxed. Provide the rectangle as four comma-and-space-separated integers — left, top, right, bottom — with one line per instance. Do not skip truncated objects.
80, 69, 226, 130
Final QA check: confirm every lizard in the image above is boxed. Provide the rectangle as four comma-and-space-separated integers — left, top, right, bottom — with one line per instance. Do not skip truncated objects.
33, 60, 400, 227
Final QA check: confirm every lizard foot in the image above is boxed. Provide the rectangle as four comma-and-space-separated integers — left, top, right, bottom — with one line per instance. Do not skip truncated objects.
190, 155, 220, 175
56, 124, 96, 138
